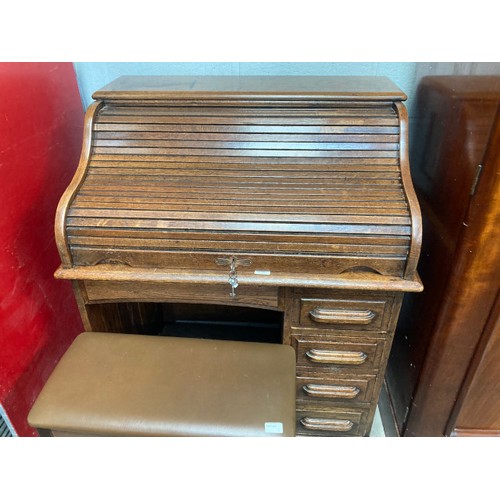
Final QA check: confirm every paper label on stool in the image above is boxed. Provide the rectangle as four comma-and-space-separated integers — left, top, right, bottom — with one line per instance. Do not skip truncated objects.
265, 422, 283, 434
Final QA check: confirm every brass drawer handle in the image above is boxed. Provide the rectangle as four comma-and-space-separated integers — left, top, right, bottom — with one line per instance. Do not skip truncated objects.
305, 349, 367, 365
309, 307, 375, 325
303, 384, 360, 399
300, 417, 354, 432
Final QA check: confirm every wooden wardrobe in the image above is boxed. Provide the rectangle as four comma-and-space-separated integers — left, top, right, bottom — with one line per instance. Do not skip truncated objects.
386, 75, 500, 436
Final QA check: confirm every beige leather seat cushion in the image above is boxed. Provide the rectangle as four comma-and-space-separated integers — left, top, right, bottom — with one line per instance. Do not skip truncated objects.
28, 332, 296, 437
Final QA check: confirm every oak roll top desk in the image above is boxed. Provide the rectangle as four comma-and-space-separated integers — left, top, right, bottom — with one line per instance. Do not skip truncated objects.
54, 76, 422, 436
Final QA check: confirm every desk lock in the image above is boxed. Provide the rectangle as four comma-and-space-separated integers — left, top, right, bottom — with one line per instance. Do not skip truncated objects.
215, 256, 251, 297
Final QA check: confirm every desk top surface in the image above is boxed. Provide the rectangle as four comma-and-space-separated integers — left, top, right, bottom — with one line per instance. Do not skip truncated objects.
93, 76, 407, 101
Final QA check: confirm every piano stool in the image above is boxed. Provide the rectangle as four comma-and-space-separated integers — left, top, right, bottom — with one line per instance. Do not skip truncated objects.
28, 332, 297, 437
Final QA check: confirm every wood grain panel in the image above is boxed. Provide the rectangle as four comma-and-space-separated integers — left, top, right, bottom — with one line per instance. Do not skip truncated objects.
63, 100, 412, 277
69, 247, 407, 276
296, 406, 370, 436
296, 373, 377, 404
297, 296, 394, 332
90, 75, 407, 102
84, 281, 280, 310
291, 333, 386, 373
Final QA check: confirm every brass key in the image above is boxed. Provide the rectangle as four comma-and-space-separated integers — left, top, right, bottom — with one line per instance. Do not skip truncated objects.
228, 256, 238, 297
215, 256, 251, 297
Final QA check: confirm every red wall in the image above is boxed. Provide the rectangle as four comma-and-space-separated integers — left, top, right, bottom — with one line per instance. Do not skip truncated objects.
0, 63, 84, 436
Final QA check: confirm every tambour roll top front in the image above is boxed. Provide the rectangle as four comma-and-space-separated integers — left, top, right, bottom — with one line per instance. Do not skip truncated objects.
55, 76, 421, 289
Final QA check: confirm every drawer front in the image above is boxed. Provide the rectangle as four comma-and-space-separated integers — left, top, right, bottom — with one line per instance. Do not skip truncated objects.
296, 374, 377, 405
84, 280, 280, 310
296, 406, 370, 437
291, 334, 386, 374
297, 296, 393, 332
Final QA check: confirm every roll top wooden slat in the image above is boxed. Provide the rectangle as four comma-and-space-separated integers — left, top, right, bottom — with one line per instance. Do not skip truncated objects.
56, 76, 421, 287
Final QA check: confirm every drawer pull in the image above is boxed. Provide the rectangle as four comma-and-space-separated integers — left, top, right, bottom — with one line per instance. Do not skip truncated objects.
305, 349, 367, 365
309, 307, 375, 325
303, 384, 360, 399
300, 417, 354, 432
